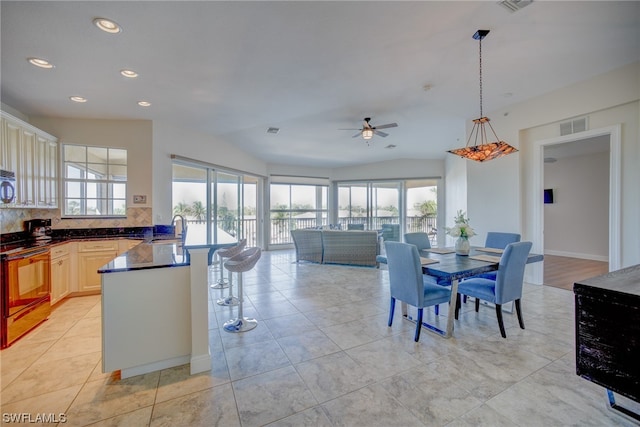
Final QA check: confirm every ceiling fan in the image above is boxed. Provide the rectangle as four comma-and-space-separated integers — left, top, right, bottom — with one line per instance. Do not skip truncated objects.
341, 117, 398, 142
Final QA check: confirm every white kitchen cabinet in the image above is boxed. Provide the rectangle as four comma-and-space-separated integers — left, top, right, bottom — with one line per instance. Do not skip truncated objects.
50, 243, 71, 305
0, 111, 58, 208
36, 135, 58, 208
78, 240, 118, 293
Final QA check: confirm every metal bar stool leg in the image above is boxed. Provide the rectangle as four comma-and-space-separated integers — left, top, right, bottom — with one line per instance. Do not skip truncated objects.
223, 270, 257, 332
217, 266, 239, 306
210, 252, 229, 289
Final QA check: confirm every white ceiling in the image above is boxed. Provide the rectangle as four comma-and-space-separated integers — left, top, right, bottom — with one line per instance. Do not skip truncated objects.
2, 1, 639, 168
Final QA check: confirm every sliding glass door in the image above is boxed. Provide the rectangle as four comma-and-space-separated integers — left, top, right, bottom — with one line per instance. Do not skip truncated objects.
337, 179, 439, 244
172, 161, 261, 247
337, 181, 401, 237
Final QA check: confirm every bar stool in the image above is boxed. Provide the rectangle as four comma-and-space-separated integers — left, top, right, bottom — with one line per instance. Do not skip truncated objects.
223, 247, 261, 333
210, 239, 246, 290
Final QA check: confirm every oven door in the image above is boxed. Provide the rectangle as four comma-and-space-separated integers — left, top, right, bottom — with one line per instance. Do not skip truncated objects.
5, 248, 51, 316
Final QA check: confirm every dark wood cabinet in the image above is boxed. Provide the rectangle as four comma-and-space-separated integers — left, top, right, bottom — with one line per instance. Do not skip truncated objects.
574, 264, 640, 404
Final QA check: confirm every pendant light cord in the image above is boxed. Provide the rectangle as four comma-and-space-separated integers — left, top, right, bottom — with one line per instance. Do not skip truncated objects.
479, 36, 483, 118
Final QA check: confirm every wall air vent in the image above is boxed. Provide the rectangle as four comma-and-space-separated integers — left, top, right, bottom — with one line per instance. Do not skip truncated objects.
497, 0, 533, 13
560, 117, 588, 136
266, 127, 280, 134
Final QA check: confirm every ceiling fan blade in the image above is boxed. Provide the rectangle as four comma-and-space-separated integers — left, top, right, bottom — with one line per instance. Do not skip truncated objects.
373, 123, 398, 130
352, 132, 362, 138
339, 128, 361, 131
374, 130, 389, 137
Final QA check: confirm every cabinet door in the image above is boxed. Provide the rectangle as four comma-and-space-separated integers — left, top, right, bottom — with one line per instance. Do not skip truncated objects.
1, 119, 20, 207
18, 129, 37, 207
78, 251, 117, 292
51, 254, 71, 305
36, 136, 58, 208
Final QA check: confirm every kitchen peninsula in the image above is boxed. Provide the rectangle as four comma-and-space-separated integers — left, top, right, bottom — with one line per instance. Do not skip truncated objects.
99, 231, 236, 379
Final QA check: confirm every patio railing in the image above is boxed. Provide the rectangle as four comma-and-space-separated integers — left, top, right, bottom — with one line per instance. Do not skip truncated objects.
184, 215, 437, 247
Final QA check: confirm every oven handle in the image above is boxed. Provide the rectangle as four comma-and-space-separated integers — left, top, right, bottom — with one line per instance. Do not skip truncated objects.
6, 247, 50, 261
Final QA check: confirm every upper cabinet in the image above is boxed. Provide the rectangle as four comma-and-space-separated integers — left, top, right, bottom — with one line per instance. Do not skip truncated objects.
1, 111, 58, 208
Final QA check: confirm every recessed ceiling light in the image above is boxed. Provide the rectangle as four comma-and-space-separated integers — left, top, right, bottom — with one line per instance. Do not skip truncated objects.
28, 57, 54, 69
137, 101, 151, 107
120, 69, 138, 78
93, 17, 121, 34
69, 96, 87, 103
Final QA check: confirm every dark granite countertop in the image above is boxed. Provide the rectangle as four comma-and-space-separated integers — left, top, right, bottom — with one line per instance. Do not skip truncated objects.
98, 241, 190, 273
0, 226, 168, 259
98, 230, 238, 273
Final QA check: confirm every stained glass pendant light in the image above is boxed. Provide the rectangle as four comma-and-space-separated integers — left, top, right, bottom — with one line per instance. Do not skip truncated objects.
448, 30, 518, 162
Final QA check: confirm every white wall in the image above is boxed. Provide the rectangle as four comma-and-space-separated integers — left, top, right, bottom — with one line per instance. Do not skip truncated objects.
464, 62, 639, 277
544, 151, 609, 260
329, 158, 444, 181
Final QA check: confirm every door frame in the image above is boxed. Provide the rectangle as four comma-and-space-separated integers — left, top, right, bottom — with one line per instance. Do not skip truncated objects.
530, 125, 621, 284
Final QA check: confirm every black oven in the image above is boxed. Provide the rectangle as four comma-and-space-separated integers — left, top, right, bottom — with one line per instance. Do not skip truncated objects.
1, 246, 51, 348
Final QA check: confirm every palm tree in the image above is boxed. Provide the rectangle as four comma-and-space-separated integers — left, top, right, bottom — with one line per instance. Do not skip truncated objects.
173, 201, 192, 218
191, 200, 206, 222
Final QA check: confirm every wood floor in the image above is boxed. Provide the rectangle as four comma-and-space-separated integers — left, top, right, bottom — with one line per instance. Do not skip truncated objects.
543, 254, 609, 291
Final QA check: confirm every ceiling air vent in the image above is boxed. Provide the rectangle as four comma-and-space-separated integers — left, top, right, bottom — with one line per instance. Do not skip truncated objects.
497, 0, 533, 13
266, 127, 280, 134
560, 117, 588, 136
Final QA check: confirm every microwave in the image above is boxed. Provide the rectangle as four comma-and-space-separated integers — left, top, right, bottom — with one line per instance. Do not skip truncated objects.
0, 170, 16, 204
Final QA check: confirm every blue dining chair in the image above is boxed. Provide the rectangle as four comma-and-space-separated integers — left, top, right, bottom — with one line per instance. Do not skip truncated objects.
462, 232, 522, 304
474, 232, 521, 281
385, 241, 451, 342
455, 241, 532, 338
404, 232, 431, 255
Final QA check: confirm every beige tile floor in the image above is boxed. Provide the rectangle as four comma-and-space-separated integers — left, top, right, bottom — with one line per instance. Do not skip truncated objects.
1, 249, 637, 426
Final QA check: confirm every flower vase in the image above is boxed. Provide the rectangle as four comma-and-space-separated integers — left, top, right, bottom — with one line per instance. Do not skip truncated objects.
455, 236, 470, 256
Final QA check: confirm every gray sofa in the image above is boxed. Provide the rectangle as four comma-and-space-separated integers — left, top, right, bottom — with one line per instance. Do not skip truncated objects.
291, 229, 380, 267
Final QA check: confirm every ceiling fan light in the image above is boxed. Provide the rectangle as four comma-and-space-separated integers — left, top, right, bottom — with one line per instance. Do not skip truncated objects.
362, 129, 374, 140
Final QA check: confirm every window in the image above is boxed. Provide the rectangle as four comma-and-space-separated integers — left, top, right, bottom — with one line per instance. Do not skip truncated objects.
269, 183, 328, 245
62, 144, 127, 216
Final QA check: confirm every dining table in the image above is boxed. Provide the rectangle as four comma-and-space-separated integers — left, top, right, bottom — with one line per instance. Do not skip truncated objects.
400, 246, 544, 338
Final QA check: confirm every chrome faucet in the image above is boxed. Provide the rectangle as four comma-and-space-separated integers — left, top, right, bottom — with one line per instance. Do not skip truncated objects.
171, 215, 187, 245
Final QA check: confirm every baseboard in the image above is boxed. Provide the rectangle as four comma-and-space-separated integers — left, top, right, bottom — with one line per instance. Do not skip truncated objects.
120, 354, 190, 379
544, 250, 608, 263
190, 353, 212, 375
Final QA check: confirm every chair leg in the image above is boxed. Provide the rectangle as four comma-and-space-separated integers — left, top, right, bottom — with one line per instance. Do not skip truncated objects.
434, 304, 439, 315
455, 293, 461, 320
415, 308, 423, 342
388, 297, 396, 327
515, 299, 525, 330
475, 297, 480, 312
495, 304, 506, 338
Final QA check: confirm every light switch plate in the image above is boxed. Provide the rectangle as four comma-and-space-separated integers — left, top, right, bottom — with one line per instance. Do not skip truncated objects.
133, 195, 147, 203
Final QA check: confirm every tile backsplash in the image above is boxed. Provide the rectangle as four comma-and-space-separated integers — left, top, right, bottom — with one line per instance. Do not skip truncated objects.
0, 207, 153, 234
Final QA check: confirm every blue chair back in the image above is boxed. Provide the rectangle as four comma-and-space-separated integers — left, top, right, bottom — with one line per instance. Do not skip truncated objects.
385, 241, 424, 307
347, 223, 365, 230
494, 241, 532, 304
404, 232, 431, 251
485, 232, 521, 249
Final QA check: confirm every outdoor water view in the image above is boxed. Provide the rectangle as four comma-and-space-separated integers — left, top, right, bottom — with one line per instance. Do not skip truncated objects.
172, 163, 438, 247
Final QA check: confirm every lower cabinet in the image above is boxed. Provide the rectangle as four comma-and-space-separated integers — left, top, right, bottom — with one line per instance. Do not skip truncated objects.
77, 241, 118, 293
50, 243, 71, 305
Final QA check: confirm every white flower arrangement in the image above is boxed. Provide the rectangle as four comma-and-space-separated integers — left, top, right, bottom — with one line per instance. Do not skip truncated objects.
445, 210, 476, 238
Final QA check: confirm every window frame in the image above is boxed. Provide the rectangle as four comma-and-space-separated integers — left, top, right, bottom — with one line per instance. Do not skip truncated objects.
61, 143, 127, 218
